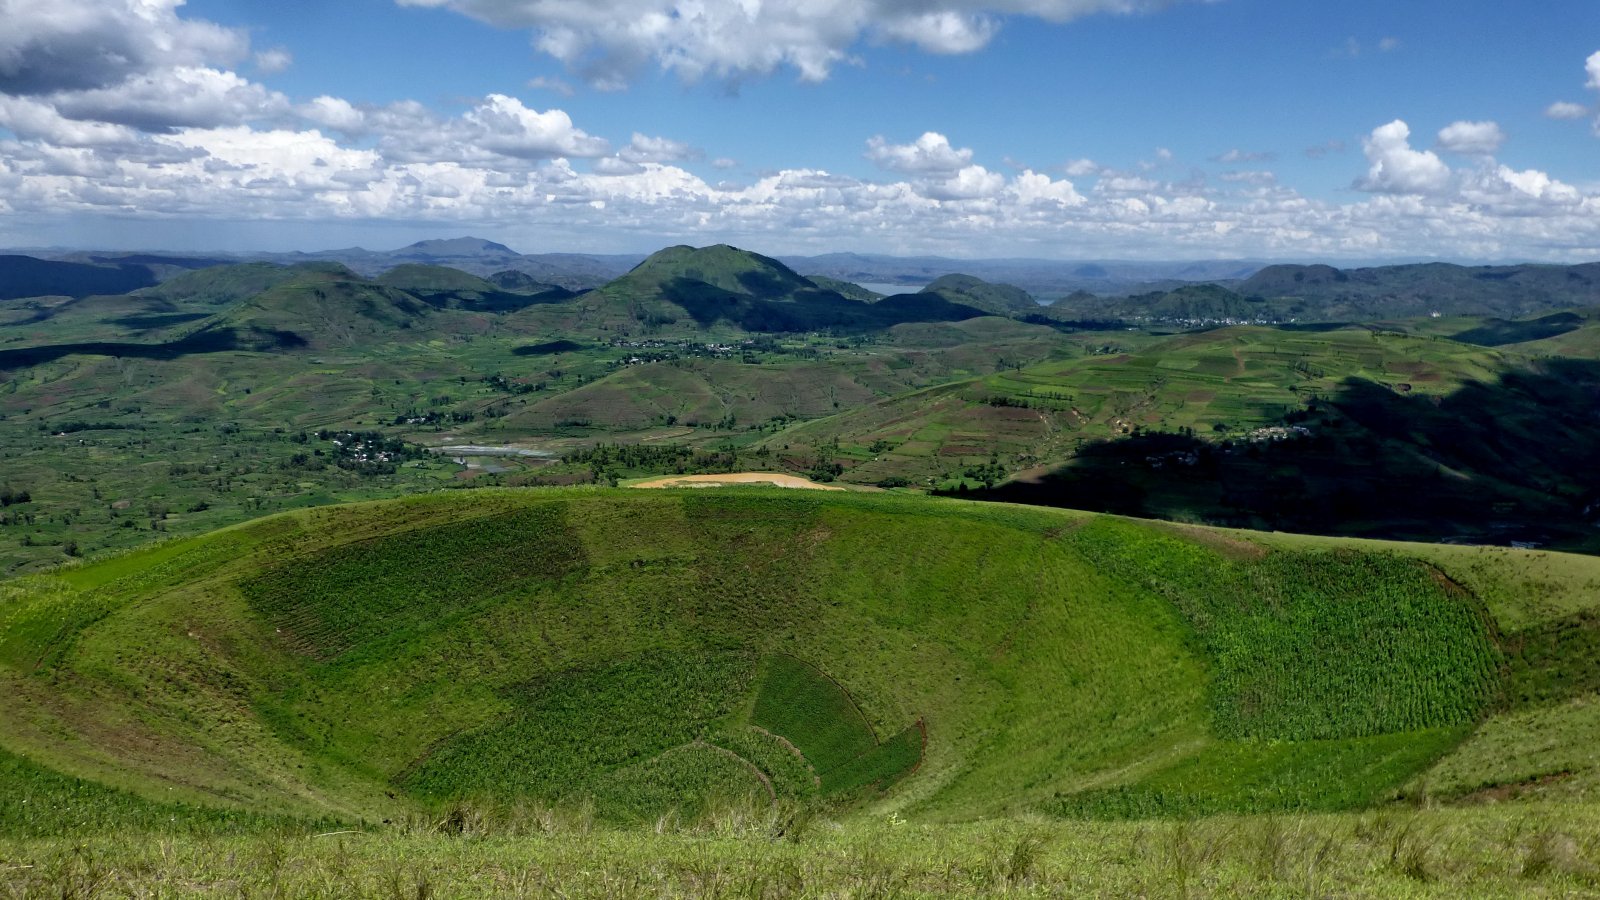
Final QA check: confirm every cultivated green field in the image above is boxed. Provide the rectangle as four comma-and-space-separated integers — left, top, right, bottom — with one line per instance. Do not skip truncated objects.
4, 488, 1600, 894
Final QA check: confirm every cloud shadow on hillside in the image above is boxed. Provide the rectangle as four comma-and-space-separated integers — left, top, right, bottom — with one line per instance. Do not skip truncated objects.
959, 359, 1600, 548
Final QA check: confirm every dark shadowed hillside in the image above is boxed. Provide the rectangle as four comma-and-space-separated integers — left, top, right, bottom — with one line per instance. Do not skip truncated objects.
965, 357, 1600, 546
0, 255, 158, 300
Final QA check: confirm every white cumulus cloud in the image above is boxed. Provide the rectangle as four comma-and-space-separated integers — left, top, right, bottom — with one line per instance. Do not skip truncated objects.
877, 11, 998, 54
0, 1, 294, 138
865, 132, 973, 174
52, 66, 289, 132
920, 164, 1005, 200
299, 96, 368, 134
254, 48, 293, 74
395, 0, 1204, 86
1436, 120, 1505, 155
1356, 120, 1451, 195
0, 94, 141, 147
1009, 170, 1083, 206
1491, 166, 1580, 204
1545, 101, 1588, 120
0, 0, 247, 95
461, 94, 610, 159
619, 132, 698, 163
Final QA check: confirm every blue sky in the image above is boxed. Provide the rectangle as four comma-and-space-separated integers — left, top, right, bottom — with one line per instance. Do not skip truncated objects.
0, 0, 1596, 260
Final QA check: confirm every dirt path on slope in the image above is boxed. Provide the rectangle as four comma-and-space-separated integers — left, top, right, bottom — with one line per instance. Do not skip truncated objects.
630, 472, 846, 491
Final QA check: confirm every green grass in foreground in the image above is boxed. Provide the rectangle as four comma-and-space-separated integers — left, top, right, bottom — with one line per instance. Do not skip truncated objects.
4, 804, 1600, 897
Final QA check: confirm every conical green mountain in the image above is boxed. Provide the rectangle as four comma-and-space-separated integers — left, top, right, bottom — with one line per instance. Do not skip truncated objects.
614, 244, 820, 298
580, 244, 992, 333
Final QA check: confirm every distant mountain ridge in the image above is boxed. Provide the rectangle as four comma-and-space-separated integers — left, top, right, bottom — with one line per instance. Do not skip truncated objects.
6, 237, 1599, 321
250, 237, 643, 289
788, 253, 1268, 298
1236, 262, 1600, 319
1046, 262, 1600, 323
396, 237, 517, 257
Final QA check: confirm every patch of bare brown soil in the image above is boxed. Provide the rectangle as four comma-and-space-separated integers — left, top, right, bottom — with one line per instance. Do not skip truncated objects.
630, 472, 845, 491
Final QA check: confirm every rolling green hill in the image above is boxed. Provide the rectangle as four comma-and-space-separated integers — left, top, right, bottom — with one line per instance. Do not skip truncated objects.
375, 263, 502, 294
136, 262, 353, 307
374, 263, 576, 312
1114, 283, 1274, 323
488, 269, 559, 293
1471, 307, 1600, 358
918, 274, 1038, 317
617, 244, 819, 298
5, 488, 1594, 833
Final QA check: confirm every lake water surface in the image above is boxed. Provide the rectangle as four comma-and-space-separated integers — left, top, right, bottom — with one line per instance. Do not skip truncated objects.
854, 282, 927, 296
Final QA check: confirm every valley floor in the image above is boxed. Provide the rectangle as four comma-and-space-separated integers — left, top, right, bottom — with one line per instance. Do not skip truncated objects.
4, 803, 1600, 898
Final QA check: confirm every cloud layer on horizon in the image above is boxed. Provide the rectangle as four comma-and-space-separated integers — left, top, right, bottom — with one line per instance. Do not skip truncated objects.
0, 1, 1596, 260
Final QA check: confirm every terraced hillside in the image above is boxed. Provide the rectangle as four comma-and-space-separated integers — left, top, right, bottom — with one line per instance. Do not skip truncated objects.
4, 489, 1596, 831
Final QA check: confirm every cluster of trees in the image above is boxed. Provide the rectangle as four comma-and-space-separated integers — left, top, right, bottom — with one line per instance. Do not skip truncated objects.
483, 373, 543, 395
562, 442, 772, 480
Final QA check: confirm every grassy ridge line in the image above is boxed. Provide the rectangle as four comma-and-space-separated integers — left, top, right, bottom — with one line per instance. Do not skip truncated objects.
1053, 728, 1469, 819
1120, 521, 1600, 635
